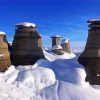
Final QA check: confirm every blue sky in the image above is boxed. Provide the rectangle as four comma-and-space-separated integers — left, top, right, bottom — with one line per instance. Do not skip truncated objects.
0, 0, 100, 49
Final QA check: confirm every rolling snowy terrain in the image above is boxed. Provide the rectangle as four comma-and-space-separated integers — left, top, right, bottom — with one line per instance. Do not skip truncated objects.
0, 50, 100, 100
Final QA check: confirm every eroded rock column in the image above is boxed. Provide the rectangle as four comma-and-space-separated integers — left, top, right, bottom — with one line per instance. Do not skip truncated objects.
78, 19, 100, 85
50, 36, 62, 47
61, 39, 71, 54
11, 22, 44, 66
0, 32, 11, 71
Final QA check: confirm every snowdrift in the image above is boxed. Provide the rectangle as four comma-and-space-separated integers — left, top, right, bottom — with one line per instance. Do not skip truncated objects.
0, 50, 100, 100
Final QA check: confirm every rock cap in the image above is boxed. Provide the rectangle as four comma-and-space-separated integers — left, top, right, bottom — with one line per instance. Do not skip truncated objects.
0, 31, 6, 35
51, 35, 62, 38
87, 19, 100, 23
61, 39, 69, 44
16, 22, 36, 28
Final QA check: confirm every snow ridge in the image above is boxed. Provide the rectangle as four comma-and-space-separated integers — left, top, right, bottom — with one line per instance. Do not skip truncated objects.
0, 50, 100, 100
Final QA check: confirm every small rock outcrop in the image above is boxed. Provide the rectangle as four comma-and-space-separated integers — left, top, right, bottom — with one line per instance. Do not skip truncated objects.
0, 32, 11, 71
61, 39, 71, 54
11, 22, 45, 66
78, 19, 100, 85
52, 45, 64, 55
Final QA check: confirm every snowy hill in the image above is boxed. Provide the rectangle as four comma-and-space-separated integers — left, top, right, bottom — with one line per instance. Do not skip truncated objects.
0, 50, 100, 100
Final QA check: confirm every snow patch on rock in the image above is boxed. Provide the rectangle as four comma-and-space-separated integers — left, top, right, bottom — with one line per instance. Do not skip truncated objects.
61, 39, 69, 44
88, 19, 100, 22
52, 45, 63, 50
0, 32, 5, 35
51, 35, 61, 38
16, 22, 36, 27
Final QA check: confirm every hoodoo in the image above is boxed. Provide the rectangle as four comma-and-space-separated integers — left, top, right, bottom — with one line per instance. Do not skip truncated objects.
50, 35, 62, 47
78, 19, 100, 85
61, 39, 71, 54
11, 22, 44, 66
0, 32, 11, 71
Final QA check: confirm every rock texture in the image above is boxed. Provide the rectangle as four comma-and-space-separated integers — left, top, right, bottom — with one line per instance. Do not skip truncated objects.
78, 19, 100, 85
0, 33, 11, 71
61, 39, 71, 54
50, 36, 62, 47
11, 22, 44, 66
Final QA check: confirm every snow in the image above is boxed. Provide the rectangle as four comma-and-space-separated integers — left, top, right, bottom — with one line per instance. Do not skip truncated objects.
16, 22, 36, 27
16, 67, 55, 91
51, 35, 61, 38
39, 81, 100, 100
43, 50, 75, 61
52, 45, 63, 50
61, 39, 69, 44
0, 49, 100, 100
0, 32, 5, 35
88, 19, 100, 22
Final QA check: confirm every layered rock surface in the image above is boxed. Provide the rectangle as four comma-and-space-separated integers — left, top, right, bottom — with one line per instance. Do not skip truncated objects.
11, 22, 44, 66
61, 39, 71, 54
50, 35, 62, 47
78, 19, 100, 85
0, 33, 11, 71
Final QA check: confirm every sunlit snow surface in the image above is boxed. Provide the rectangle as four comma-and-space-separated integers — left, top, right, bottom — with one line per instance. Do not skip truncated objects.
0, 31, 5, 35
0, 50, 100, 100
16, 22, 36, 27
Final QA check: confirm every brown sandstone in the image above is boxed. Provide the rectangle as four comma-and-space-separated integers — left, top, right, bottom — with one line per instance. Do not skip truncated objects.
61, 39, 71, 54
11, 22, 44, 66
78, 19, 100, 85
50, 36, 62, 47
0, 33, 11, 71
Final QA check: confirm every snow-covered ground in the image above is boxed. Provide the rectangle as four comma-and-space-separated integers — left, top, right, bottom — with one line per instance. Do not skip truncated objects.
0, 50, 100, 100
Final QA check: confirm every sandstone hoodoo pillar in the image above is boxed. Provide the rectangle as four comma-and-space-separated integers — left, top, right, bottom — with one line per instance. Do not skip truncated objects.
78, 19, 100, 85
61, 39, 71, 54
50, 36, 62, 47
0, 32, 11, 71
11, 22, 44, 66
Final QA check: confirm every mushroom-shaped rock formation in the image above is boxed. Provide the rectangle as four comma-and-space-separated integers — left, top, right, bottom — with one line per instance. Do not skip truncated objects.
78, 19, 100, 85
0, 32, 11, 71
50, 35, 62, 47
11, 22, 45, 66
